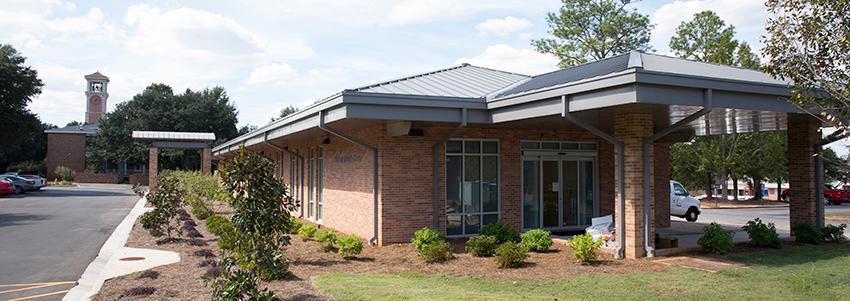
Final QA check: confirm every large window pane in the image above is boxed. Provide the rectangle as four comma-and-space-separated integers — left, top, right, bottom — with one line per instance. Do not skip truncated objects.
447, 140, 463, 153
522, 160, 540, 229
482, 156, 498, 212
464, 140, 481, 153
463, 156, 481, 213
562, 161, 578, 226
465, 214, 481, 235
581, 161, 595, 225
483, 214, 499, 227
446, 155, 463, 214
447, 215, 462, 236
483, 141, 498, 154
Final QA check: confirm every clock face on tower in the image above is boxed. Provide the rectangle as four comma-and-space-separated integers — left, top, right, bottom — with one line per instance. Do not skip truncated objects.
90, 95, 101, 107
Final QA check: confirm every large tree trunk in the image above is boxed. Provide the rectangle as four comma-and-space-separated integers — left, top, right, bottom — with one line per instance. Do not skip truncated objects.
754, 178, 763, 200
706, 172, 714, 199
733, 177, 739, 201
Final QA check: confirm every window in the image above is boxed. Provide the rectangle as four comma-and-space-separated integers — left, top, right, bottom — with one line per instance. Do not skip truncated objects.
446, 139, 499, 236
674, 183, 688, 196
290, 153, 300, 214
317, 146, 324, 221
308, 148, 314, 218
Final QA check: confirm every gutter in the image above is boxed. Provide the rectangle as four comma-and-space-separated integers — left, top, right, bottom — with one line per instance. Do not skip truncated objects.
640, 89, 713, 257
263, 133, 306, 218
561, 95, 626, 260
432, 108, 468, 229
318, 110, 380, 245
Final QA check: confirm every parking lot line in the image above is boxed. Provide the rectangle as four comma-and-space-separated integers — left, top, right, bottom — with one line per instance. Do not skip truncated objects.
0, 282, 75, 289
4, 289, 70, 301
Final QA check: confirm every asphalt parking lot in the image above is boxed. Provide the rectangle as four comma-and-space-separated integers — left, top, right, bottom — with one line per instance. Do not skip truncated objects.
697, 203, 850, 231
0, 184, 138, 301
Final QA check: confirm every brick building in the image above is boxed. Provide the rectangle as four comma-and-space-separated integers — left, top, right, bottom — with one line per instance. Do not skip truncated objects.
214, 52, 827, 259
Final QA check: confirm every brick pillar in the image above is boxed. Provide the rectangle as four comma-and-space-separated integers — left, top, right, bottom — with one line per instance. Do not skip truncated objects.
787, 114, 820, 229
149, 147, 158, 191
201, 148, 212, 175
614, 111, 654, 259
654, 143, 671, 228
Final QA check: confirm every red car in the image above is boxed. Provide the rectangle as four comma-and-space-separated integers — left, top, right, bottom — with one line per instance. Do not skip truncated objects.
781, 186, 850, 205
0, 179, 14, 196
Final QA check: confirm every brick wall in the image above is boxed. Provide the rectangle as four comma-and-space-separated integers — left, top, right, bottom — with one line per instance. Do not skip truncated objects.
614, 111, 654, 259
129, 173, 148, 185
787, 114, 819, 229
46, 133, 87, 180
654, 143, 671, 228
75, 172, 120, 183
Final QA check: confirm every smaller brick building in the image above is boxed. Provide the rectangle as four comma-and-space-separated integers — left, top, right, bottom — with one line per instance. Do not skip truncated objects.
215, 51, 826, 259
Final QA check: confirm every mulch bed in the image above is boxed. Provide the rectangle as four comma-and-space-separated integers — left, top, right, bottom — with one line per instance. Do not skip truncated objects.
93, 203, 668, 300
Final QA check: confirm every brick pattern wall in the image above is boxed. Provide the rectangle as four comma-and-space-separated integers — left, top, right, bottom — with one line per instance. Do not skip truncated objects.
46, 133, 87, 180
787, 114, 819, 229
201, 148, 212, 175
129, 173, 149, 185
75, 172, 120, 183
654, 143, 671, 228
614, 111, 654, 259
149, 148, 158, 190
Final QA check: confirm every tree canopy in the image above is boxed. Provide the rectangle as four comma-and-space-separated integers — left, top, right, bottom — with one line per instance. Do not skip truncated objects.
532, 0, 653, 68
90, 84, 239, 170
279, 105, 297, 119
0, 44, 51, 173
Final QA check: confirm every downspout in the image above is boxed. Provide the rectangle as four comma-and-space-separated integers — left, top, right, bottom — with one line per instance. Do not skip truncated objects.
263, 132, 305, 218
318, 111, 379, 245
641, 89, 713, 257
814, 126, 849, 228
432, 108, 468, 229
561, 95, 626, 260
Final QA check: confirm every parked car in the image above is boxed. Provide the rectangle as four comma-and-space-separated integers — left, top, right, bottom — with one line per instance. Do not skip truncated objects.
0, 179, 14, 196
0, 175, 37, 194
780, 185, 850, 205
670, 180, 701, 222
19, 175, 45, 190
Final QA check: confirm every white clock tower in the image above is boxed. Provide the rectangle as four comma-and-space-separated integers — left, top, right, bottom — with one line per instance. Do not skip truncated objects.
84, 71, 109, 124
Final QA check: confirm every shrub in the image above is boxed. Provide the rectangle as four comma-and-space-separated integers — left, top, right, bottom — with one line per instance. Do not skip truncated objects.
172, 170, 219, 220
823, 224, 847, 242
54, 165, 73, 181
191, 201, 214, 220
465, 235, 497, 257
336, 235, 364, 259
298, 223, 317, 239
742, 218, 782, 248
568, 233, 603, 262
210, 257, 280, 301
494, 242, 528, 268
139, 211, 165, 237
8, 160, 45, 176
411, 227, 444, 254
792, 222, 824, 244
316, 230, 337, 252
218, 227, 237, 251
132, 183, 147, 197
521, 229, 553, 252
698, 222, 734, 255
205, 215, 232, 236
140, 172, 183, 238
481, 220, 521, 244
420, 240, 453, 263
288, 218, 303, 234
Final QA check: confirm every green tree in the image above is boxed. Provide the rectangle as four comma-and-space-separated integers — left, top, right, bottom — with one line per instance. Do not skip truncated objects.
0, 44, 49, 172
669, 11, 738, 65
764, 0, 850, 131
735, 42, 761, 70
532, 0, 653, 68
278, 105, 297, 119
822, 148, 850, 185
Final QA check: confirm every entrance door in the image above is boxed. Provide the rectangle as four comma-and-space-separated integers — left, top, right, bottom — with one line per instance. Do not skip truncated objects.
541, 160, 559, 228
522, 156, 596, 230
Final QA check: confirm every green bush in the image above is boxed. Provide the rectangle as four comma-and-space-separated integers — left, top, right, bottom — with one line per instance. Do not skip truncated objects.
568, 233, 603, 262
191, 201, 214, 220
9, 160, 45, 176
465, 235, 497, 257
298, 223, 317, 239
742, 218, 782, 248
205, 215, 232, 236
420, 240, 453, 263
288, 218, 303, 234
173, 171, 219, 220
210, 257, 280, 301
481, 220, 521, 244
792, 222, 824, 244
521, 229, 553, 252
140, 172, 183, 238
54, 165, 73, 181
494, 242, 528, 268
336, 235, 363, 259
698, 222, 734, 255
411, 227, 444, 254
822, 224, 847, 242
316, 230, 337, 252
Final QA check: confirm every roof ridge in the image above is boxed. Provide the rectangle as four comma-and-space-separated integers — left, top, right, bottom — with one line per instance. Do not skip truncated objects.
640, 51, 765, 73
352, 63, 527, 92
527, 51, 635, 79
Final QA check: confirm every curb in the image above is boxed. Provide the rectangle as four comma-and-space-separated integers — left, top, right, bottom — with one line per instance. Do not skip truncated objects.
63, 196, 151, 301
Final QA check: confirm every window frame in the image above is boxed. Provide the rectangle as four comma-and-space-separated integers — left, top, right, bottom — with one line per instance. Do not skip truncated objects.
445, 138, 500, 237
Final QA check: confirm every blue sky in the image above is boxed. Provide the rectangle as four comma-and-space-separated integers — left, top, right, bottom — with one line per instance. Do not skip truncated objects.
4, 0, 845, 155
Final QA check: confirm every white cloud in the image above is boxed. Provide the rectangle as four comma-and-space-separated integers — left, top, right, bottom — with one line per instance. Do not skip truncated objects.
650, 0, 768, 55
456, 44, 559, 75
245, 63, 298, 86
476, 16, 531, 36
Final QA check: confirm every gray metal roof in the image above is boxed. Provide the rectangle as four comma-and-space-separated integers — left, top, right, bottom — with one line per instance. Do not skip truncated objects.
495, 53, 632, 98
354, 63, 529, 98
132, 131, 215, 141
45, 124, 100, 136
639, 53, 786, 85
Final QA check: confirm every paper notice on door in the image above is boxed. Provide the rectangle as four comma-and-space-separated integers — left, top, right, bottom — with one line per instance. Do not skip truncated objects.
552, 183, 559, 192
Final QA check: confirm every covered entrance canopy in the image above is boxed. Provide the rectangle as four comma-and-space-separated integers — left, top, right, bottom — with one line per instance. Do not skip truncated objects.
212, 51, 832, 259
132, 131, 216, 190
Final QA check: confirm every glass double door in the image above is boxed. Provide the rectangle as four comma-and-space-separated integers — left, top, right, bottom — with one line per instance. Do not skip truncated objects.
523, 156, 596, 230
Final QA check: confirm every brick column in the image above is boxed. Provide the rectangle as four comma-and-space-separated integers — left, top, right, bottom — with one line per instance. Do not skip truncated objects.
787, 114, 820, 229
149, 147, 158, 191
654, 143, 671, 228
201, 148, 212, 175
614, 111, 654, 259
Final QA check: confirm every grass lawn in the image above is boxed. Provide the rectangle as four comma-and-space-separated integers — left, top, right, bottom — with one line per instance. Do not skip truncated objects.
314, 243, 850, 300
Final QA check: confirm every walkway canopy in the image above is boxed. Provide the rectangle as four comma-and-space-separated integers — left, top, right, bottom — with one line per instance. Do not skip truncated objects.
132, 131, 216, 189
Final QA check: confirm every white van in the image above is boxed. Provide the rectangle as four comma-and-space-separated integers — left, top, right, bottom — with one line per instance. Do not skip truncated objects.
670, 180, 700, 222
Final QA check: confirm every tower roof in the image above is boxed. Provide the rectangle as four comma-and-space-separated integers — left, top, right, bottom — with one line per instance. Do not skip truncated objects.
84, 71, 109, 81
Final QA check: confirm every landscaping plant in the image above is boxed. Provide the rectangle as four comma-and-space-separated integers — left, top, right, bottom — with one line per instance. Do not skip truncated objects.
521, 229, 553, 252
420, 240, 454, 263
792, 222, 824, 244
336, 235, 363, 259
698, 222, 734, 255
210, 257, 280, 301
822, 224, 847, 242
568, 233, 603, 262
139, 172, 183, 239
205, 215, 231, 236
742, 218, 782, 248
288, 218, 304, 234
316, 230, 338, 252
173, 171, 219, 220
298, 223, 317, 240
481, 220, 521, 244
465, 235, 497, 257
411, 227, 444, 253
217, 148, 298, 283
54, 165, 73, 182
494, 242, 528, 268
